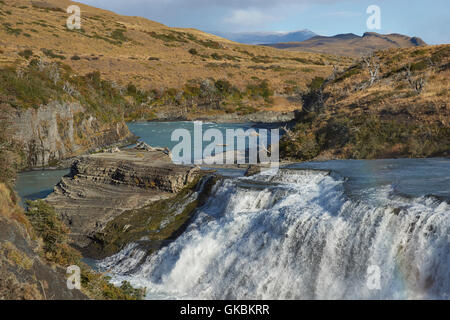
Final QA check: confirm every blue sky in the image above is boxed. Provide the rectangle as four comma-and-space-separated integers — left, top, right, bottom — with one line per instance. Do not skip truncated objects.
77, 0, 449, 44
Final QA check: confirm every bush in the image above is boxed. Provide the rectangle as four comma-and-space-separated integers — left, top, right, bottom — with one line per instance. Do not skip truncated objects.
146, 31, 187, 43
71, 55, 81, 61
2, 22, 22, 35
309, 77, 325, 91
18, 49, 33, 59
188, 48, 198, 55
110, 29, 129, 42
127, 83, 137, 95
41, 48, 65, 60
246, 80, 273, 101
214, 79, 232, 95
410, 60, 428, 72
211, 53, 221, 60
25, 200, 80, 265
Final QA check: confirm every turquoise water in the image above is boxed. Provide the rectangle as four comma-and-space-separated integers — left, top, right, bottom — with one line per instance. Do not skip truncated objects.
287, 158, 450, 202
15, 169, 69, 206
127, 121, 279, 150
127, 121, 279, 162
14, 122, 269, 203
14, 122, 450, 205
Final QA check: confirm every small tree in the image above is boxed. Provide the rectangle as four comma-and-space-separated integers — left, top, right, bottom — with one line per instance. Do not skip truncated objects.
362, 53, 380, 86
405, 64, 426, 94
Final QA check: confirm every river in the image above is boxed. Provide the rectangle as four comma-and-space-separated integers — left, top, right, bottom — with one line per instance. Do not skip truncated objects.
14, 121, 450, 300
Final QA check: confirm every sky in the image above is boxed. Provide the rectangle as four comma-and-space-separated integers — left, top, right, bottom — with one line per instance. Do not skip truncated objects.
77, 0, 449, 44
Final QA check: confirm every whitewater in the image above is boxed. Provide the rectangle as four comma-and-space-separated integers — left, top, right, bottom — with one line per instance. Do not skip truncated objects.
98, 168, 449, 300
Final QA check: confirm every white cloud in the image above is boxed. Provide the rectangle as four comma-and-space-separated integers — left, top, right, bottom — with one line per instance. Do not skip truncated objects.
321, 11, 362, 17
224, 9, 277, 28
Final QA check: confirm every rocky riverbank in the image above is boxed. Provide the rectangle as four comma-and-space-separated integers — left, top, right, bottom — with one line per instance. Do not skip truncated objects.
45, 148, 202, 253
151, 110, 298, 123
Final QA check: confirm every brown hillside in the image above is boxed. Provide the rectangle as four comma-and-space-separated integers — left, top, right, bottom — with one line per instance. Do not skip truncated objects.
0, 0, 352, 108
281, 45, 450, 160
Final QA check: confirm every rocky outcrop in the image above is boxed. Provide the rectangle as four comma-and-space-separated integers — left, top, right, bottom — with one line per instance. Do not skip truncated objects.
0, 183, 87, 300
6, 101, 134, 169
46, 149, 201, 250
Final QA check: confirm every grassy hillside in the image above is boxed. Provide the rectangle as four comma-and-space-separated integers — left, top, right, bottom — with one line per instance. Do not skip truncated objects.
0, 0, 352, 119
266, 32, 427, 58
281, 45, 450, 160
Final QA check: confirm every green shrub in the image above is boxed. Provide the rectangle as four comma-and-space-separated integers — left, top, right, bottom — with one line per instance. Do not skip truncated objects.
195, 39, 221, 49
211, 53, 221, 60
147, 31, 187, 43
18, 49, 33, 59
41, 48, 65, 60
2, 22, 22, 35
26, 200, 80, 265
410, 60, 428, 72
127, 83, 137, 95
334, 65, 361, 82
214, 79, 233, 95
309, 77, 325, 91
110, 29, 129, 42
245, 80, 273, 101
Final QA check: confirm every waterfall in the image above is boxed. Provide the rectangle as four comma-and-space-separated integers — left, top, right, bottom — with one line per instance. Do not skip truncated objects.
98, 169, 449, 300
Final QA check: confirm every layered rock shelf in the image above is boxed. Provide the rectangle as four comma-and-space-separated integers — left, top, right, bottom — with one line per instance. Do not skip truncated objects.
46, 149, 201, 249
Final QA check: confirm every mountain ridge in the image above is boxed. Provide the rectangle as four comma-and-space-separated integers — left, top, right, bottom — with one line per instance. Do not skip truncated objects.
210, 29, 317, 45
264, 32, 427, 57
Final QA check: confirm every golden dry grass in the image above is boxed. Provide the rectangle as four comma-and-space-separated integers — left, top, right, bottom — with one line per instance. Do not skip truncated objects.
324, 45, 449, 125
0, 0, 352, 104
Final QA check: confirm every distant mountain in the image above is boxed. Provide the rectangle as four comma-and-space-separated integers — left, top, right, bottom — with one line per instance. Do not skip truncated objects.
210, 30, 317, 45
264, 32, 427, 57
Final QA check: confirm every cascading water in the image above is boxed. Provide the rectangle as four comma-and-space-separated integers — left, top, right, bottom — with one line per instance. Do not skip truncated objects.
98, 169, 449, 300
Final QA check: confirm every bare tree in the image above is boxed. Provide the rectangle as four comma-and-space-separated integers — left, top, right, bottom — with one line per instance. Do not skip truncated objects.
281, 126, 296, 141
328, 65, 339, 81
427, 57, 436, 67
37, 57, 46, 72
16, 68, 25, 79
405, 64, 426, 94
63, 81, 79, 97
48, 63, 60, 85
362, 54, 380, 86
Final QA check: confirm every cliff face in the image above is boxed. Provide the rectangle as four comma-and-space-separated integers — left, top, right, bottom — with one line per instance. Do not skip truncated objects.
6, 102, 133, 169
